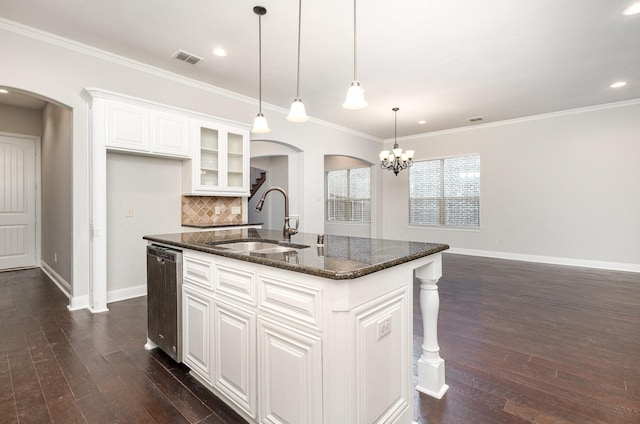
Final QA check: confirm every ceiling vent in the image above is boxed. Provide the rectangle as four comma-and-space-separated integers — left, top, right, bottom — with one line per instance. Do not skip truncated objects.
467, 116, 484, 123
172, 50, 204, 65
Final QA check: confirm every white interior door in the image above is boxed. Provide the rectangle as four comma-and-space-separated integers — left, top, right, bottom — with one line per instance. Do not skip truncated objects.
0, 135, 37, 270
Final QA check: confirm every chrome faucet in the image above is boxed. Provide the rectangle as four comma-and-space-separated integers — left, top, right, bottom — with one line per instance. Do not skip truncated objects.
254, 186, 299, 240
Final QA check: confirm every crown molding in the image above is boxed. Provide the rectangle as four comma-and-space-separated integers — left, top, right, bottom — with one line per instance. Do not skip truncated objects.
386, 97, 640, 143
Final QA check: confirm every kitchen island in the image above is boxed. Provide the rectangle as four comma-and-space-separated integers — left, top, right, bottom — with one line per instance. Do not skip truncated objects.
144, 229, 449, 424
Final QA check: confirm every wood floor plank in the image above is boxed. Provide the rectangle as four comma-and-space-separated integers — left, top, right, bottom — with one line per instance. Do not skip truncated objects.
104, 350, 191, 424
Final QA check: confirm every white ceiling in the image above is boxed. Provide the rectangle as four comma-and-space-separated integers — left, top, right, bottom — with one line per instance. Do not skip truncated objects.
1, 0, 639, 139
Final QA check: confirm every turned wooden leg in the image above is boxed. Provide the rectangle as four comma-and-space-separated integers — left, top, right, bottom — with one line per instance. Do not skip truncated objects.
415, 272, 448, 399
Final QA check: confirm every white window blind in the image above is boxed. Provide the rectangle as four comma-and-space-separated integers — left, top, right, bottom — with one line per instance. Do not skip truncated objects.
409, 155, 480, 227
326, 167, 371, 222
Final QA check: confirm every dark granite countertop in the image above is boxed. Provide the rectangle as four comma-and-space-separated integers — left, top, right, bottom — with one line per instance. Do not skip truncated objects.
144, 229, 449, 280
181, 222, 263, 229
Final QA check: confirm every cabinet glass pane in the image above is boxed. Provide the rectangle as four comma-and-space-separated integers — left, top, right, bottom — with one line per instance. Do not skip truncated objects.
201, 127, 219, 187
226, 132, 244, 188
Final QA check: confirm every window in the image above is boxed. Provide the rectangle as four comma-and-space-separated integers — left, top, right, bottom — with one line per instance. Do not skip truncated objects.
409, 154, 480, 227
326, 167, 371, 222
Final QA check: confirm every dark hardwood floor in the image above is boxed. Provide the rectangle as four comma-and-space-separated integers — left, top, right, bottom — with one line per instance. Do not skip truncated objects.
1, 254, 639, 423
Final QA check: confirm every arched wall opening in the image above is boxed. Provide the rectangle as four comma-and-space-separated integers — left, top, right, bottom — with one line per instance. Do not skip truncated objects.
0, 86, 75, 300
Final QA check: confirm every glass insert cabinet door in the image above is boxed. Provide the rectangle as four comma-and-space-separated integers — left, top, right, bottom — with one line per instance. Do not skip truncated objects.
199, 126, 220, 187
226, 131, 244, 189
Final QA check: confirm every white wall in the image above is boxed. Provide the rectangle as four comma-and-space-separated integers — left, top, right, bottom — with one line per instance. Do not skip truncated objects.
41, 103, 73, 284
0, 103, 42, 135
106, 152, 183, 301
381, 101, 640, 271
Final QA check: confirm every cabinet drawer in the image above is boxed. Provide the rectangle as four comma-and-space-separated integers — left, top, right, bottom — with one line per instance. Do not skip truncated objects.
183, 251, 214, 291
215, 263, 256, 305
258, 275, 322, 331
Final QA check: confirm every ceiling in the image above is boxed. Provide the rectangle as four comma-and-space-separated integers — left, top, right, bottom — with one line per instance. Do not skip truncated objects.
1, 0, 639, 139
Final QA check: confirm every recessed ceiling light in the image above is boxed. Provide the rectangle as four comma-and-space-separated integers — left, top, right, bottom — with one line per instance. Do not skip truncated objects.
621, 2, 640, 15
610, 81, 628, 88
418, 120, 426, 125
0, 89, 8, 94
212, 47, 229, 57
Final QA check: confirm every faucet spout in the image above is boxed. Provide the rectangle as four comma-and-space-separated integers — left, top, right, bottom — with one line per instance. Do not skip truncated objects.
254, 186, 299, 240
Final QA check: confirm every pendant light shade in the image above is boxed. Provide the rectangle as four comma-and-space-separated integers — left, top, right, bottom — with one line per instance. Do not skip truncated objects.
251, 6, 271, 134
252, 113, 270, 133
287, 0, 309, 122
342, 81, 367, 110
287, 98, 308, 122
343, 0, 367, 110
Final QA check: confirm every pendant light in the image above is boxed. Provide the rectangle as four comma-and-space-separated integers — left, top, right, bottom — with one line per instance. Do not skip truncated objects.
252, 6, 270, 133
379, 108, 415, 175
342, 0, 367, 110
287, 0, 309, 122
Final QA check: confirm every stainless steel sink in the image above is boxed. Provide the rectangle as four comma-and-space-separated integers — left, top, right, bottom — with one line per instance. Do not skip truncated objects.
207, 240, 309, 254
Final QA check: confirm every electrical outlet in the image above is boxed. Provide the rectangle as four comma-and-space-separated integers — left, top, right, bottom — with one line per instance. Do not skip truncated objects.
378, 317, 391, 340
126, 208, 134, 217
231, 206, 241, 215
215, 206, 221, 215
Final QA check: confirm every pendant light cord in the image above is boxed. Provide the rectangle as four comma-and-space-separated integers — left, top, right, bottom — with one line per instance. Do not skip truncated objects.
393, 107, 399, 149
353, 0, 358, 81
296, 0, 302, 97
258, 13, 263, 113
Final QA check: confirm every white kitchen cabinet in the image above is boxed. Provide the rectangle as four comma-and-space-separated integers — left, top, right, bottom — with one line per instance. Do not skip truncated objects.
182, 286, 212, 383
153, 111, 190, 157
213, 298, 257, 419
258, 318, 322, 424
104, 99, 190, 158
178, 247, 427, 424
183, 121, 250, 196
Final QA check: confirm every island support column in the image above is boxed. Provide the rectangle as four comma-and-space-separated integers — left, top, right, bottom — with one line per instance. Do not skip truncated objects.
415, 255, 448, 399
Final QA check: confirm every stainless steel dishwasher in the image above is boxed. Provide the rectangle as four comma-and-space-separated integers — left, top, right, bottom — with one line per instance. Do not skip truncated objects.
146, 244, 182, 362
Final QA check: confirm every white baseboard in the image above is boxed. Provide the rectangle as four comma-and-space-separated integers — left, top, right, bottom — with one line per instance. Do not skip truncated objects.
68, 295, 89, 311
447, 248, 640, 274
40, 260, 71, 298
107, 284, 147, 304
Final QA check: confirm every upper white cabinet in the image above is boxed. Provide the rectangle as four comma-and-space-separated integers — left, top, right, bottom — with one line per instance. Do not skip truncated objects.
104, 99, 190, 158
183, 121, 250, 196
83, 89, 250, 197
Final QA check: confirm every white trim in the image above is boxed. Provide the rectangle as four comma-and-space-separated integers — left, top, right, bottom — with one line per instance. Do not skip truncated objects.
448, 248, 640, 274
390, 98, 640, 143
0, 17, 380, 143
107, 284, 147, 304
40, 263, 92, 312
40, 260, 71, 296
68, 295, 89, 311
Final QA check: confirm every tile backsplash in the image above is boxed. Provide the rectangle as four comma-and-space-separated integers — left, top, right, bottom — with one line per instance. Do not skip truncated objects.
181, 196, 243, 225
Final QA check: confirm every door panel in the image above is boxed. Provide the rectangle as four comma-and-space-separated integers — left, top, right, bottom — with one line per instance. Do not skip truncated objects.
0, 135, 36, 270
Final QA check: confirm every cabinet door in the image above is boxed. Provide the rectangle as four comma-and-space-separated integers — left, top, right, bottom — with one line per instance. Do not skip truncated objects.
183, 287, 212, 382
197, 123, 221, 190
213, 299, 257, 419
106, 101, 150, 152
186, 122, 250, 195
153, 112, 190, 157
258, 319, 322, 424
223, 129, 249, 193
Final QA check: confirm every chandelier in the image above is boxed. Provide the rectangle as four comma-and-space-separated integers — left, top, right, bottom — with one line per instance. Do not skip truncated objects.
379, 107, 415, 175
